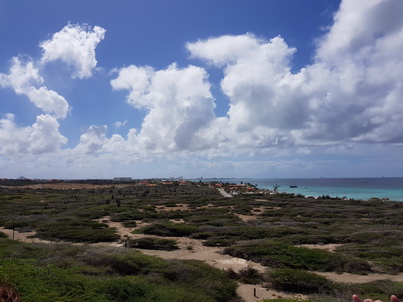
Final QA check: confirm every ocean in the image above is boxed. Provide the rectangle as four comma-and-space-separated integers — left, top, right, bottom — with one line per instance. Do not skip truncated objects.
203, 177, 403, 202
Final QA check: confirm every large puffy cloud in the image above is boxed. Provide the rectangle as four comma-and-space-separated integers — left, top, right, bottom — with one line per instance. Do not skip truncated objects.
307, 0, 403, 143
316, 0, 403, 65
187, 0, 403, 149
40, 23, 105, 79
187, 34, 306, 149
110, 65, 155, 109
111, 63, 216, 151
0, 58, 42, 93
0, 114, 67, 155
0, 57, 69, 119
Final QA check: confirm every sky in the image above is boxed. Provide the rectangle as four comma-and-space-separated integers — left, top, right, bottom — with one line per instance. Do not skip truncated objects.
1, 0, 403, 179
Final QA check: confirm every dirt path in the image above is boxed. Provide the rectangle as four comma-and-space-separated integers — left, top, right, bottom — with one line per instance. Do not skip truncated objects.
0, 227, 52, 243
237, 284, 307, 302
96, 217, 267, 273
218, 188, 233, 198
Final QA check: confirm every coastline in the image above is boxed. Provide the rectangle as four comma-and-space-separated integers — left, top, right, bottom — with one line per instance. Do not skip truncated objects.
201, 177, 403, 202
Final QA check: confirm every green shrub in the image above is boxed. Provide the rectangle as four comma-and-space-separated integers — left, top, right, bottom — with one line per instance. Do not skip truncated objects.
101, 277, 152, 302
110, 212, 145, 222
238, 266, 262, 284
158, 260, 238, 302
127, 237, 178, 251
224, 240, 371, 273
203, 238, 234, 247
36, 219, 119, 243
191, 232, 214, 239
122, 220, 137, 228
351, 280, 403, 299
228, 266, 263, 284
3, 220, 34, 229
141, 222, 199, 237
81, 250, 166, 276
0, 259, 107, 302
76, 205, 114, 219
267, 268, 332, 294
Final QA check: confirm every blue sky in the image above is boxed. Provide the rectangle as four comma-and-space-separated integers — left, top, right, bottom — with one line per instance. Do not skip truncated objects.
1, 0, 403, 179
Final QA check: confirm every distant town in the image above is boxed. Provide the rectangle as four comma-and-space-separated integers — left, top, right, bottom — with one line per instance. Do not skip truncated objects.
0, 176, 273, 196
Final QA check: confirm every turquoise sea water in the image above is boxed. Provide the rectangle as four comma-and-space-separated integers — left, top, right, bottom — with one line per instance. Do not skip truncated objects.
204, 178, 403, 202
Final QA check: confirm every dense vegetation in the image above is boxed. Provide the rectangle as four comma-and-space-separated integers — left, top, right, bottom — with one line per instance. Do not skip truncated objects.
224, 240, 371, 274
1, 179, 402, 301
0, 238, 237, 301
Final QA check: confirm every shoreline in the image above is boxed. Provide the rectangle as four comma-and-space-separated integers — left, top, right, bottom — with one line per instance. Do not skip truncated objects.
201, 177, 403, 202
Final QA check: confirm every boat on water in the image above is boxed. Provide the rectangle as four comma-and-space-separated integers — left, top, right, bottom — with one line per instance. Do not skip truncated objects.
289, 185, 298, 188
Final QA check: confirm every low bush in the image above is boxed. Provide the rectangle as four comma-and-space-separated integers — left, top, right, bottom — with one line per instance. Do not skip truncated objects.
127, 237, 178, 251
158, 259, 238, 302
141, 222, 199, 237
35, 219, 119, 243
267, 268, 333, 294
3, 220, 34, 230
227, 266, 262, 284
191, 231, 214, 239
224, 240, 371, 274
203, 238, 234, 247
0, 258, 106, 301
238, 266, 262, 284
351, 280, 403, 300
336, 242, 403, 273
122, 220, 137, 228
76, 205, 114, 219
110, 211, 145, 222
100, 276, 152, 301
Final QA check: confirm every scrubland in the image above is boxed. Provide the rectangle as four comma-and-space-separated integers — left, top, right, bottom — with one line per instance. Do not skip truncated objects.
0, 179, 402, 301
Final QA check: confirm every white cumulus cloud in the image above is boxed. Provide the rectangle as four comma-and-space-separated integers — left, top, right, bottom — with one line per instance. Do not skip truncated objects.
111, 63, 216, 151
187, 34, 303, 149
187, 33, 260, 66
0, 114, 67, 156
0, 57, 69, 119
40, 23, 106, 79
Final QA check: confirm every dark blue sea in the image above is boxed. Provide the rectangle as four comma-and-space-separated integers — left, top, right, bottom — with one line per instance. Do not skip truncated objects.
203, 178, 403, 202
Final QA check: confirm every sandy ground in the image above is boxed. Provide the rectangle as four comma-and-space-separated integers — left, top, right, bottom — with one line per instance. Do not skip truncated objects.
317, 272, 403, 283
235, 206, 269, 222
297, 243, 344, 252
3, 217, 403, 301
237, 284, 307, 302
0, 227, 53, 244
